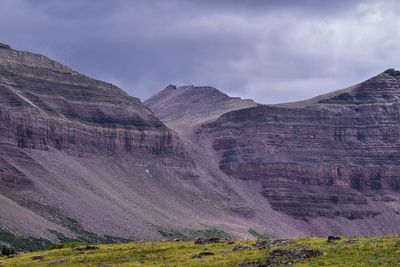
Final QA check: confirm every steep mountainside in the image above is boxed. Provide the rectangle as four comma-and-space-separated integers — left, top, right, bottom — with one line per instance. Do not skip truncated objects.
3, 42, 400, 249
0, 44, 280, 248
0, 43, 189, 242
199, 69, 400, 233
145, 69, 400, 237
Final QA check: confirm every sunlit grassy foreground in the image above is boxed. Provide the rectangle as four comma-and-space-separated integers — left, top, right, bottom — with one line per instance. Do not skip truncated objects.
1, 236, 400, 266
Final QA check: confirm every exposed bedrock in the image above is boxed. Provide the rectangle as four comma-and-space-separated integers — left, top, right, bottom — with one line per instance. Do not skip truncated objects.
0, 45, 189, 165
0, 44, 205, 243
201, 69, 400, 220
3, 41, 400, 244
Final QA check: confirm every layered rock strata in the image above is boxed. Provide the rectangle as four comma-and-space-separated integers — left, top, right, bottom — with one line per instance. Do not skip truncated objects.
0, 46, 187, 162
201, 69, 400, 220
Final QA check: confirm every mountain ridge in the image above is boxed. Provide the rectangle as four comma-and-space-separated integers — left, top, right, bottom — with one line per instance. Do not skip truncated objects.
145, 84, 258, 128
2, 43, 400, 250
148, 67, 400, 236
0, 44, 310, 250
198, 68, 400, 225
274, 68, 400, 108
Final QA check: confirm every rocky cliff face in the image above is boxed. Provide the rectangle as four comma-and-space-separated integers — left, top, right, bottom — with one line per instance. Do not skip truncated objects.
0, 44, 199, 243
201, 69, 400, 221
1, 45, 263, 246
3, 42, 400, 248
0, 46, 187, 159
3, 44, 312, 250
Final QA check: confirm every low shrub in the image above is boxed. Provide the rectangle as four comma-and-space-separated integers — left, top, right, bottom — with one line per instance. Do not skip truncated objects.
48, 242, 85, 250
1, 245, 16, 256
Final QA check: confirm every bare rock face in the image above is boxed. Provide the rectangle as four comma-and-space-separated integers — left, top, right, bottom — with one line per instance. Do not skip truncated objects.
0, 45, 185, 159
0, 45, 223, 245
2, 45, 292, 249
4, 42, 400, 246
0, 43, 11, 50
146, 72, 400, 237
201, 69, 400, 220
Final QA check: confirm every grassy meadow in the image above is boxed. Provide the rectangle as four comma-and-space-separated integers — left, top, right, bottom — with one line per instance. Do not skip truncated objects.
1, 236, 400, 266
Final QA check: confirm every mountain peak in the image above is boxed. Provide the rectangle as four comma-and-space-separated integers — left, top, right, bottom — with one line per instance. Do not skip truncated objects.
313, 69, 400, 105
275, 69, 400, 108
0, 44, 161, 128
0, 43, 11, 50
383, 68, 400, 77
178, 85, 230, 99
145, 84, 258, 125
0, 43, 75, 74
165, 84, 177, 91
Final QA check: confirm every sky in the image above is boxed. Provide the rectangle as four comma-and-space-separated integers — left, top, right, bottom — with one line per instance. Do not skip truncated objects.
0, 0, 399, 104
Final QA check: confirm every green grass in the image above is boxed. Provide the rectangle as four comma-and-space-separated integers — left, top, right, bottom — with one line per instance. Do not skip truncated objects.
248, 228, 270, 240
47, 241, 87, 250
0, 188, 130, 247
1, 236, 400, 266
0, 229, 51, 252
158, 228, 231, 241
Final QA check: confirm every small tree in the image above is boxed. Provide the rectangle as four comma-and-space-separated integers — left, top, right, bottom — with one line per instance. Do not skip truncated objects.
1, 245, 16, 256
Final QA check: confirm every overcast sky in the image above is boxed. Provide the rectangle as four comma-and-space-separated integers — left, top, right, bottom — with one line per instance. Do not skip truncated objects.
0, 0, 399, 104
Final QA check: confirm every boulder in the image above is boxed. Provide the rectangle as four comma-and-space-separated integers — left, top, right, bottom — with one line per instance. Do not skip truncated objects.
239, 249, 322, 266
253, 239, 295, 249
194, 237, 222, 244
327, 236, 341, 242
48, 259, 66, 265
72, 245, 99, 251
233, 245, 252, 251
192, 251, 215, 258
31, 255, 45, 261
194, 238, 206, 244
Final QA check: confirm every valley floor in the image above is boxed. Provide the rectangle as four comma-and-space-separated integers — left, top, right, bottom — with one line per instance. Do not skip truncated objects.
1, 236, 400, 266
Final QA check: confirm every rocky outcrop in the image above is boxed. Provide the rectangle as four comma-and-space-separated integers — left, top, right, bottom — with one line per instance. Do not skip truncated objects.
0, 44, 186, 161
201, 69, 400, 220
0, 43, 11, 50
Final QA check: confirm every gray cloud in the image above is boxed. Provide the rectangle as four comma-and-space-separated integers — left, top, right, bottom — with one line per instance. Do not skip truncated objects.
0, 0, 399, 104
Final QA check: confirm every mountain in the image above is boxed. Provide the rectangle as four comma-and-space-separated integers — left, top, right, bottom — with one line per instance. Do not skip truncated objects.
198, 69, 400, 234
147, 69, 400, 237
0, 44, 273, 249
2, 42, 400, 250
0, 43, 191, 244
145, 85, 257, 129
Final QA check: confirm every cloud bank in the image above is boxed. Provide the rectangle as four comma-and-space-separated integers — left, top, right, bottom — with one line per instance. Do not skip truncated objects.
0, 0, 399, 103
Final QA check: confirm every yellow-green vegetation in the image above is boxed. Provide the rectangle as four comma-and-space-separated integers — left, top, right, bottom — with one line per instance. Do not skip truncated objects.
1, 236, 400, 266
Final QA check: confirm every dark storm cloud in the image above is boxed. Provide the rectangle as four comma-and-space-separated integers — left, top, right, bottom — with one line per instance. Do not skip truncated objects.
0, 0, 399, 103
